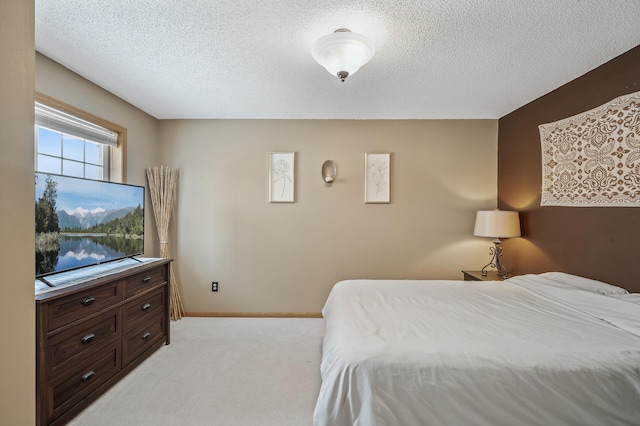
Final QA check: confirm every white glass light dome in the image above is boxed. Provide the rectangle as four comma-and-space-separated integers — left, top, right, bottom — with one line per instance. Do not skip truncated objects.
312, 29, 375, 82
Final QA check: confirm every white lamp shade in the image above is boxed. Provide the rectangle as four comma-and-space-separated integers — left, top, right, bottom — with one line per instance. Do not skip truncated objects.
474, 210, 521, 238
312, 30, 375, 79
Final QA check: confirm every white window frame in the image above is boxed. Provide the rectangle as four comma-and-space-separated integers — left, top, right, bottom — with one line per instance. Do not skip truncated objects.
35, 118, 111, 181
34, 92, 128, 183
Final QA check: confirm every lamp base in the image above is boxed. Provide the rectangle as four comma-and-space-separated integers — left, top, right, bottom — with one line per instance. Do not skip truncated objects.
481, 239, 510, 279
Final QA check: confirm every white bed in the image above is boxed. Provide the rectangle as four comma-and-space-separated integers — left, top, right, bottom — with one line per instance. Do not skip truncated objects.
313, 273, 640, 426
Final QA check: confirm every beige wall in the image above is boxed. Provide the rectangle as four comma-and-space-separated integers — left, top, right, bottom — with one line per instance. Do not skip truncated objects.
35, 53, 161, 256
0, 0, 36, 423
33, 56, 498, 315
159, 119, 498, 314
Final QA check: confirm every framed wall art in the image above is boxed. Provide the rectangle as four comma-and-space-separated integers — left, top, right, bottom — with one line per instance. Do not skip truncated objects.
269, 152, 295, 203
365, 153, 390, 203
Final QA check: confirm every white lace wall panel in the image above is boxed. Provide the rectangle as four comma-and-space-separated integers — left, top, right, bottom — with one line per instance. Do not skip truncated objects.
539, 90, 640, 207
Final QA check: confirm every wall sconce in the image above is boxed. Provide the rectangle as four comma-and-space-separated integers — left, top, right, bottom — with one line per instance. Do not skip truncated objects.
322, 160, 337, 184
312, 29, 375, 82
474, 209, 521, 278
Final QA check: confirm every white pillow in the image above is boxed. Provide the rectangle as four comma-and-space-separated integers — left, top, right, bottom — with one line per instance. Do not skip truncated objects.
613, 293, 640, 304
539, 272, 629, 296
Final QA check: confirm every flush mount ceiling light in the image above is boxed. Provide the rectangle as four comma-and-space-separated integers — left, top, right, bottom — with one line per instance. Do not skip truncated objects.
312, 29, 375, 82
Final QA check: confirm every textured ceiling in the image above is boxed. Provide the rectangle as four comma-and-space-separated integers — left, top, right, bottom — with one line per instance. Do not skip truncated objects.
35, 0, 640, 120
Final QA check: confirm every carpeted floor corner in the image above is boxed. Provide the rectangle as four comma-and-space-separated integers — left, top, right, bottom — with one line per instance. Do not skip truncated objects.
68, 317, 324, 426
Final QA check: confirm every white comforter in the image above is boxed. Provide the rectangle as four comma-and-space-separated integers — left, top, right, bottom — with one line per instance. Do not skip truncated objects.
313, 275, 640, 426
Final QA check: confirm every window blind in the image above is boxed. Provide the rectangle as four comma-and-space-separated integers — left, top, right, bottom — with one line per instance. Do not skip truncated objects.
35, 102, 118, 147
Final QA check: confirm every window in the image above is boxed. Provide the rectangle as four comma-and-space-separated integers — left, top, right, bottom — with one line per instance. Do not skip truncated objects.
35, 113, 110, 180
34, 93, 127, 182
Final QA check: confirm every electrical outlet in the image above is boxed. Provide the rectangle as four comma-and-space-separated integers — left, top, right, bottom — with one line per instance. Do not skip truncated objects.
211, 281, 218, 292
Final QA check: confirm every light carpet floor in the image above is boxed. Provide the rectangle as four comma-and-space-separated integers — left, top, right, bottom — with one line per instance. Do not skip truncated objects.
68, 317, 324, 426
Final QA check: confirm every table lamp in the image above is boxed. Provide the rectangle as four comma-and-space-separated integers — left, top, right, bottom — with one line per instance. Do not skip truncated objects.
474, 209, 521, 278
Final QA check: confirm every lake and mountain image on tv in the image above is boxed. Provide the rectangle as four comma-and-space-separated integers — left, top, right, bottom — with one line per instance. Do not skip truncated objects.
35, 172, 145, 277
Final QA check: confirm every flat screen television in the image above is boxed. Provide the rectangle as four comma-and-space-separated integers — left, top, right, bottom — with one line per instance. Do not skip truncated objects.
35, 172, 145, 278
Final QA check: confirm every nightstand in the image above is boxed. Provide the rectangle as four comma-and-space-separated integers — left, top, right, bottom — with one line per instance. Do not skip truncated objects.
462, 270, 505, 282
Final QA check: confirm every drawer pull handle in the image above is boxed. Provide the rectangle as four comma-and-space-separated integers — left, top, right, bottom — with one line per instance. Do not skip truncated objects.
142, 303, 152, 311
81, 371, 95, 383
81, 333, 96, 344
142, 332, 151, 340
142, 276, 152, 283
82, 297, 96, 306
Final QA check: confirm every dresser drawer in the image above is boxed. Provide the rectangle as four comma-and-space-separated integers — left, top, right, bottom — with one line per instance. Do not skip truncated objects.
123, 286, 166, 331
47, 341, 121, 423
124, 265, 167, 298
45, 281, 122, 332
48, 307, 121, 374
122, 313, 166, 366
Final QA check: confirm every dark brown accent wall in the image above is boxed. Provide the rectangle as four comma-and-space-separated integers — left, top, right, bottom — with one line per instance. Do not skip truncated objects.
498, 45, 640, 292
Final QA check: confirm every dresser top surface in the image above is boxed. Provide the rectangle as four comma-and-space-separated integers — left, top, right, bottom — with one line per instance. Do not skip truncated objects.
36, 257, 170, 299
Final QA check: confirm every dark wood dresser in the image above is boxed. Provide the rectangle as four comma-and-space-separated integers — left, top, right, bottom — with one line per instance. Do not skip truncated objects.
35, 258, 171, 426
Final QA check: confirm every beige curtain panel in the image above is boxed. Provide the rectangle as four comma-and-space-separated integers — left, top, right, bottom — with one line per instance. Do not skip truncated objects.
146, 166, 184, 320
